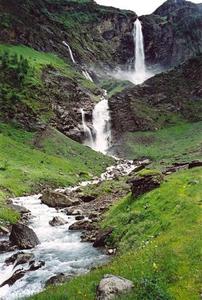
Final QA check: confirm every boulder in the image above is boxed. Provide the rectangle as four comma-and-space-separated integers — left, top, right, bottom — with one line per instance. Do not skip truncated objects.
65, 208, 83, 216
79, 195, 96, 203
5, 252, 34, 266
10, 223, 40, 249
0, 269, 26, 287
93, 228, 113, 248
49, 216, 68, 226
96, 274, 134, 300
69, 220, 95, 231
41, 190, 80, 208
8, 204, 30, 215
29, 260, 45, 271
0, 241, 17, 252
45, 273, 71, 287
75, 215, 85, 221
130, 172, 163, 198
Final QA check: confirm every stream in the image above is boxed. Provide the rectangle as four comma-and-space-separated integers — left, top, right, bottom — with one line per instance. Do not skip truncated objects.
0, 160, 136, 300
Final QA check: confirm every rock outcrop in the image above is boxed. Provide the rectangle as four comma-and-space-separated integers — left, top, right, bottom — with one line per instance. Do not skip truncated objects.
96, 274, 134, 300
10, 223, 40, 249
41, 190, 80, 208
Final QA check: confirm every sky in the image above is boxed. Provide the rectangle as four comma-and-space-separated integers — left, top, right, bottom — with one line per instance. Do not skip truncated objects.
95, 0, 202, 16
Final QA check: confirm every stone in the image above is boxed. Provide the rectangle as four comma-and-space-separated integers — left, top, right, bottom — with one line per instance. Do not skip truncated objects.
8, 204, 30, 215
96, 274, 134, 300
45, 273, 71, 287
65, 208, 83, 216
0, 225, 10, 235
10, 223, 40, 249
5, 252, 34, 266
49, 216, 68, 226
93, 228, 113, 248
41, 190, 80, 208
130, 172, 163, 198
80, 195, 96, 203
75, 215, 85, 221
29, 260, 45, 271
0, 269, 26, 287
69, 220, 95, 231
0, 241, 17, 252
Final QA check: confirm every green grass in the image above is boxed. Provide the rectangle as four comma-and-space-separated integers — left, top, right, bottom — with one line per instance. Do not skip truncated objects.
118, 122, 202, 167
28, 167, 202, 300
0, 123, 113, 224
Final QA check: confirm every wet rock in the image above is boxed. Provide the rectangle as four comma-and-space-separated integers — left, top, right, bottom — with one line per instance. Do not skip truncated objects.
79, 195, 96, 203
130, 172, 164, 198
8, 204, 30, 215
10, 223, 40, 249
69, 220, 95, 231
0, 225, 10, 235
96, 274, 134, 300
75, 215, 85, 221
45, 273, 71, 287
49, 216, 68, 226
29, 260, 45, 271
81, 230, 98, 243
0, 269, 26, 287
41, 190, 80, 208
93, 228, 113, 248
5, 252, 34, 266
0, 241, 17, 252
65, 208, 83, 216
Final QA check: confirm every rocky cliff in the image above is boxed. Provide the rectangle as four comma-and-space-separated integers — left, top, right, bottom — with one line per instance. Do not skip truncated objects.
109, 54, 202, 139
141, 0, 202, 68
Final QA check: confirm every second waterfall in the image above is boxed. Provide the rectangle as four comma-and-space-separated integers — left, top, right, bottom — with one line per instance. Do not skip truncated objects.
81, 92, 112, 155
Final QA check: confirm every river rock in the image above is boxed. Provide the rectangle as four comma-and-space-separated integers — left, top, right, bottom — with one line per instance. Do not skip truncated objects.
93, 228, 113, 248
45, 273, 71, 287
79, 195, 96, 203
5, 252, 34, 266
41, 190, 80, 208
0, 241, 17, 252
65, 208, 83, 216
0, 225, 10, 235
0, 269, 26, 287
29, 260, 45, 271
130, 172, 164, 198
8, 204, 30, 215
69, 220, 95, 231
96, 274, 134, 300
75, 215, 85, 221
49, 216, 68, 226
10, 223, 40, 249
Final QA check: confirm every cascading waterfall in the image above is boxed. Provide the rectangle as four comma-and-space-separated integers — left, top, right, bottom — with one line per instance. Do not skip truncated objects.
80, 108, 94, 147
82, 70, 93, 82
62, 41, 76, 64
81, 92, 111, 155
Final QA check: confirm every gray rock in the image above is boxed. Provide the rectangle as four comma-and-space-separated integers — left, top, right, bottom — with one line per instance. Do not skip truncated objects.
41, 190, 80, 208
5, 252, 34, 266
10, 223, 40, 249
69, 220, 95, 231
96, 274, 134, 300
29, 260, 45, 271
49, 216, 68, 226
0, 269, 26, 287
45, 273, 71, 287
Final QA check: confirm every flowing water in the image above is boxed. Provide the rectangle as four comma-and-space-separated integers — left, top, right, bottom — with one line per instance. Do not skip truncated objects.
0, 196, 107, 299
62, 41, 76, 64
81, 91, 112, 155
0, 159, 136, 300
82, 70, 93, 82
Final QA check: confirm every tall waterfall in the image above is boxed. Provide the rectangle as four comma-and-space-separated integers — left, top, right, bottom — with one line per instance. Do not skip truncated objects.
81, 92, 111, 154
134, 19, 146, 76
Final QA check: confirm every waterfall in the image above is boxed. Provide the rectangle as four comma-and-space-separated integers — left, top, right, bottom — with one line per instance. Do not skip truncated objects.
134, 19, 146, 76
82, 70, 93, 82
80, 108, 94, 147
80, 92, 111, 154
91, 93, 111, 154
62, 41, 76, 64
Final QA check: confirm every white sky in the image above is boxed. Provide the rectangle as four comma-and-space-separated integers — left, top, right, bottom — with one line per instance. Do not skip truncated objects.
95, 0, 202, 16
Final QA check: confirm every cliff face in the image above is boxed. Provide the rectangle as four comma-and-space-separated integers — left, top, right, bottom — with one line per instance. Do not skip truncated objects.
109, 55, 202, 138
0, 0, 136, 68
141, 0, 202, 67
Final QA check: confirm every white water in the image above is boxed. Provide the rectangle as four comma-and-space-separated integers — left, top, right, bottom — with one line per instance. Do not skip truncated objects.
112, 18, 153, 85
82, 70, 93, 82
62, 41, 76, 64
80, 108, 94, 148
81, 91, 111, 154
0, 196, 107, 300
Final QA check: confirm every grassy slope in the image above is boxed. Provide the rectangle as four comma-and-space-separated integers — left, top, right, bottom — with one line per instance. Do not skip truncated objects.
116, 122, 202, 167
29, 167, 202, 300
0, 124, 113, 224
